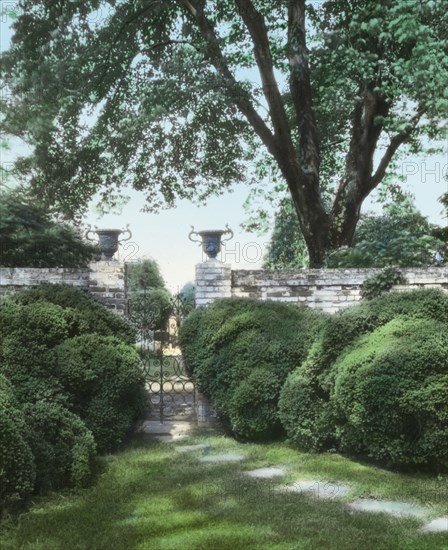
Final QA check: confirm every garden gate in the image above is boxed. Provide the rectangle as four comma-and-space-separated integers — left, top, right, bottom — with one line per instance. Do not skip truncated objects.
129, 292, 195, 422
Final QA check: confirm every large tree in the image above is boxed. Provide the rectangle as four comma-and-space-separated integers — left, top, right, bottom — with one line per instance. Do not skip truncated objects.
1, 1, 447, 266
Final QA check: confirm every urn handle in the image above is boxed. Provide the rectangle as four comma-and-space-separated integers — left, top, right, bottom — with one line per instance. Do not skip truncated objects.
85, 224, 98, 242
221, 224, 234, 243
188, 225, 201, 244
119, 224, 132, 243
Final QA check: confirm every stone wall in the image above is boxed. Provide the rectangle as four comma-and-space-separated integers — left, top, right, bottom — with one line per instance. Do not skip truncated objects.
0, 261, 127, 315
196, 262, 448, 313
195, 259, 232, 307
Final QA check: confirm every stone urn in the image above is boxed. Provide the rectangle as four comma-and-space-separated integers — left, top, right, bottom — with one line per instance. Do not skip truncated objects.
189, 224, 233, 260
85, 225, 132, 260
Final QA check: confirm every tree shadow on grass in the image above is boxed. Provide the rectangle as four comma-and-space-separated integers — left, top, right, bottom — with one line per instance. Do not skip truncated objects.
0, 439, 446, 550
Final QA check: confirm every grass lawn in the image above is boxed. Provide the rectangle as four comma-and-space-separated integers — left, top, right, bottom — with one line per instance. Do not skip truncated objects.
1, 431, 447, 550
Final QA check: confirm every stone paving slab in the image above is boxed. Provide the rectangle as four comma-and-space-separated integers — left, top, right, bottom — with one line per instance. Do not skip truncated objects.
281, 480, 351, 499
346, 499, 427, 517
421, 517, 448, 533
199, 452, 245, 463
137, 420, 194, 437
174, 444, 209, 453
242, 466, 287, 479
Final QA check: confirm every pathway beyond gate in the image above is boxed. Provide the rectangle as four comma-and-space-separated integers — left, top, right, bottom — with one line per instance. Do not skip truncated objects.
127, 290, 217, 425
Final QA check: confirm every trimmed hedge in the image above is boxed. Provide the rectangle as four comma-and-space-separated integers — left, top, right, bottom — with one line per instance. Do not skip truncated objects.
279, 289, 448, 469
13, 283, 135, 344
0, 284, 146, 512
332, 318, 448, 468
179, 298, 324, 440
0, 375, 35, 514
53, 334, 147, 452
23, 401, 96, 492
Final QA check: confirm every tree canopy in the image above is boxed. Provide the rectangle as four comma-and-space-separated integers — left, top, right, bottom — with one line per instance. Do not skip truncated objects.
127, 259, 172, 333
1, 0, 447, 265
265, 193, 446, 268
0, 187, 98, 267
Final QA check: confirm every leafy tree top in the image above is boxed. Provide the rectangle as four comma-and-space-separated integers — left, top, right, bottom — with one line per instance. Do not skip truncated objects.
1, 1, 447, 265
0, 187, 98, 267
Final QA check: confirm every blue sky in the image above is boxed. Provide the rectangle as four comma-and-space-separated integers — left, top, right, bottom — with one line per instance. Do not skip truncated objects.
1, 5, 446, 290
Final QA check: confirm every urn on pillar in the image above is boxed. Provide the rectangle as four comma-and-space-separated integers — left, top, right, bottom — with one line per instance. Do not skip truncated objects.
85, 225, 132, 260
189, 224, 234, 260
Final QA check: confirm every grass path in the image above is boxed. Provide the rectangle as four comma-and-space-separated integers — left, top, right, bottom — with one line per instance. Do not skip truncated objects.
1, 431, 447, 550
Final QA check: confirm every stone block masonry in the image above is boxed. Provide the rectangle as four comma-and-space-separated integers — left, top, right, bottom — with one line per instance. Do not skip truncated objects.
0, 261, 128, 316
195, 259, 232, 307
195, 264, 448, 314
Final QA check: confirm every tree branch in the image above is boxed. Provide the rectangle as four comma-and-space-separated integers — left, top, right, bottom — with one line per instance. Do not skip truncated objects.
141, 40, 199, 54
334, 87, 389, 205
370, 108, 424, 189
234, 0, 294, 149
175, 0, 278, 158
96, 3, 156, 91
287, 0, 320, 185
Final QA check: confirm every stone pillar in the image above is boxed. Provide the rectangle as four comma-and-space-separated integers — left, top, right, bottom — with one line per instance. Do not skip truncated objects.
88, 261, 127, 315
195, 259, 231, 307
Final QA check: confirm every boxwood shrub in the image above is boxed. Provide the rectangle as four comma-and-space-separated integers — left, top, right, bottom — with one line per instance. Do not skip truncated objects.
53, 334, 147, 452
0, 284, 147, 509
0, 375, 35, 514
279, 289, 448, 469
23, 401, 96, 492
333, 318, 448, 468
179, 298, 324, 440
13, 283, 135, 344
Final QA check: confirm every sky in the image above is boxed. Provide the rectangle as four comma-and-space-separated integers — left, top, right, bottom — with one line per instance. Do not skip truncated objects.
1, 5, 447, 291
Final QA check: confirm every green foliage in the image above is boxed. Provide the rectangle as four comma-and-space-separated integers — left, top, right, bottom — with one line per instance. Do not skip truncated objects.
279, 289, 448, 469
0, 189, 98, 267
2, 1, 446, 265
0, 285, 146, 508
53, 335, 147, 452
263, 199, 309, 269
267, 195, 443, 270
179, 298, 323, 440
332, 318, 448, 468
360, 267, 407, 300
327, 199, 444, 268
179, 282, 196, 313
0, 300, 77, 404
22, 401, 96, 492
13, 283, 136, 344
129, 288, 172, 333
127, 260, 172, 333
127, 260, 166, 291
0, 375, 35, 514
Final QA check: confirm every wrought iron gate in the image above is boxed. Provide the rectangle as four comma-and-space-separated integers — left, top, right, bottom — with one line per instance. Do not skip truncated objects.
129, 291, 195, 422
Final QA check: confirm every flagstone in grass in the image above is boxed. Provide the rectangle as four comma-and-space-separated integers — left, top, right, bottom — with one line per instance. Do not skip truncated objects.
347, 499, 427, 517
174, 444, 209, 453
198, 452, 245, 463
281, 480, 351, 499
243, 466, 286, 478
421, 517, 448, 533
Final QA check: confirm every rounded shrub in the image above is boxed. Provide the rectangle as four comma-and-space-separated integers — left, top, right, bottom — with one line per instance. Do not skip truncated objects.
228, 368, 284, 440
22, 401, 96, 491
13, 283, 136, 344
179, 298, 324, 440
0, 300, 71, 404
53, 334, 147, 452
332, 318, 448, 468
0, 375, 35, 513
279, 289, 448, 454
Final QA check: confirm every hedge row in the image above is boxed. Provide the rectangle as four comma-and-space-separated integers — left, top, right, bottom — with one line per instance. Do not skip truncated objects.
0, 285, 146, 514
180, 298, 324, 440
180, 290, 448, 471
278, 289, 448, 469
